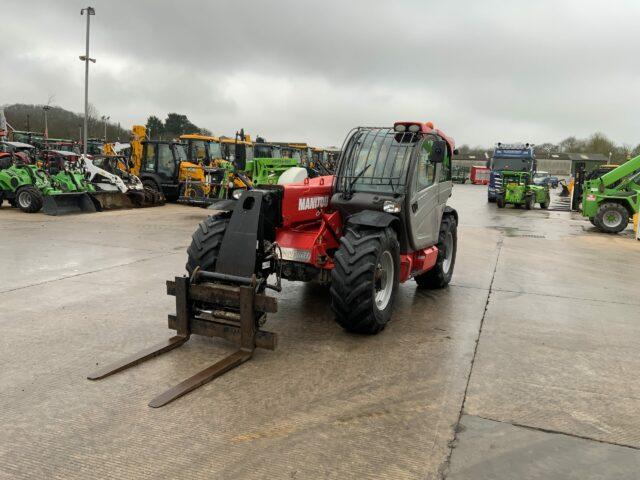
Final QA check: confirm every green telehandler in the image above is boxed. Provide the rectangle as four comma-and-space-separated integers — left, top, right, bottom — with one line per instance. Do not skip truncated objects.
581, 154, 640, 233
496, 170, 549, 209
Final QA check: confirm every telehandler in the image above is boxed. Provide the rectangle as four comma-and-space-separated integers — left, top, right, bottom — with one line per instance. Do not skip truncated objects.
582, 154, 640, 233
496, 170, 549, 209
89, 121, 458, 407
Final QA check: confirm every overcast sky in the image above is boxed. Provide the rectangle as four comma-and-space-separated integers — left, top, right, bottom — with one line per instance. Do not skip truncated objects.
2, 0, 639, 147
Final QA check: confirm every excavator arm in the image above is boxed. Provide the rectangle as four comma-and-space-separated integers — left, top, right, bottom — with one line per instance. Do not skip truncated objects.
128, 125, 146, 176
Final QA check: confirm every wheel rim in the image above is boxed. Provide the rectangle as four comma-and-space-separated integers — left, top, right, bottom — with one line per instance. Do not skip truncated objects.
443, 231, 453, 273
18, 191, 31, 208
603, 210, 622, 228
374, 251, 394, 311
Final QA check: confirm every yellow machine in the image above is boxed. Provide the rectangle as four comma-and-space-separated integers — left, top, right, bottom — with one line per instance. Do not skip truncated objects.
127, 125, 207, 202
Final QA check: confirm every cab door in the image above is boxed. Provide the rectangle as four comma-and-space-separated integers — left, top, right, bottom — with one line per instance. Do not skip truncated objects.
141, 142, 157, 175
407, 138, 440, 250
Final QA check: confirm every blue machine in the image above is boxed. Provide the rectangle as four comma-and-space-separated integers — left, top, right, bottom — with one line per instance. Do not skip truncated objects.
487, 143, 536, 202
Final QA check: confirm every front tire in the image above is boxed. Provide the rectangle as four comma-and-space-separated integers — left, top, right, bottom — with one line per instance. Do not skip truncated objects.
415, 214, 457, 289
330, 226, 400, 334
525, 195, 534, 210
186, 214, 230, 274
594, 202, 629, 233
16, 186, 43, 213
496, 197, 505, 208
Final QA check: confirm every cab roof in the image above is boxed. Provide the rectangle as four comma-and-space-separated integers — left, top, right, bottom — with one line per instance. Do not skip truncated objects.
179, 133, 220, 142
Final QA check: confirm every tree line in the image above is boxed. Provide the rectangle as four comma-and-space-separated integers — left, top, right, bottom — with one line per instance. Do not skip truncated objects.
2, 104, 209, 142
457, 132, 640, 163
3, 103, 638, 161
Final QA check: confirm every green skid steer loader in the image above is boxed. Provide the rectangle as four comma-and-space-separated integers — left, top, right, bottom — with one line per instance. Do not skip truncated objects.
0, 153, 96, 215
496, 170, 549, 209
40, 150, 98, 215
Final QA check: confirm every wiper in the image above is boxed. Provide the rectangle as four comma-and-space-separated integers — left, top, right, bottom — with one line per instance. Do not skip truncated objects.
344, 163, 371, 198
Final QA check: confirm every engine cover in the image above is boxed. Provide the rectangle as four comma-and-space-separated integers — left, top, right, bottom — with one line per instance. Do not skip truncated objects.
281, 175, 334, 227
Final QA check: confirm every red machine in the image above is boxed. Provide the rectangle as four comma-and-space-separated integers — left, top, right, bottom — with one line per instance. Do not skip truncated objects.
470, 165, 490, 184
89, 122, 459, 407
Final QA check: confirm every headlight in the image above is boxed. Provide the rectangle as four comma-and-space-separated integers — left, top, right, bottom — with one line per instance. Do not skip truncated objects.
408, 124, 421, 133
383, 200, 401, 213
228, 181, 234, 189
232, 189, 243, 200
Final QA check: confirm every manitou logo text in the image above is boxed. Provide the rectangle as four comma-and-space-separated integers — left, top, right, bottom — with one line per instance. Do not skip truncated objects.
298, 195, 329, 211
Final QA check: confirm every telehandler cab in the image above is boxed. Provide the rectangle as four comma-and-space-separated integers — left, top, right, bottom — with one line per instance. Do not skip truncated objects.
89, 121, 459, 407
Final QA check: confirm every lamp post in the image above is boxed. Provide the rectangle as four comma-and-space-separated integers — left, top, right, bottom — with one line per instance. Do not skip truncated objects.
79, 6, 96, 157
43, 105, 51, 144
101, 115, 110, 141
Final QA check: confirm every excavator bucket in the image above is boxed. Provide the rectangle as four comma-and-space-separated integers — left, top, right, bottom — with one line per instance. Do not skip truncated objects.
42, 192, 98, 216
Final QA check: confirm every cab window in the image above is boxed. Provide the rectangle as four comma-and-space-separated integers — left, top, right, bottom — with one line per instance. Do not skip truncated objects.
439, 147, 451, 182
415, 140, 436, 191
157, 144, 175, 178
192, 140, 206, 162
142, 143, 156, 172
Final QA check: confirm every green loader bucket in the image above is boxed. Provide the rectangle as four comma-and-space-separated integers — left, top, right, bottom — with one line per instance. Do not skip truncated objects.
42, 192, 98, 216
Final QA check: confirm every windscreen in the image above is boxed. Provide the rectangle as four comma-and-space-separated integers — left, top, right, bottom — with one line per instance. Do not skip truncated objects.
491, 156, 532, 171
253, 144, 272, 158
173, 144, 188, 161
337, 128, 418, 194
208, 141, 222, 159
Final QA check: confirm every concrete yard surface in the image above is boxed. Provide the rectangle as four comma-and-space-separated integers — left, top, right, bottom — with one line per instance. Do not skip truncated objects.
1, 185, 638, 479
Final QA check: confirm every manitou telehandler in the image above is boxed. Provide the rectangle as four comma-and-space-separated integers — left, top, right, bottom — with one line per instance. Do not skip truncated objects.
89, 121, 459, 407
582, 154, 640, 233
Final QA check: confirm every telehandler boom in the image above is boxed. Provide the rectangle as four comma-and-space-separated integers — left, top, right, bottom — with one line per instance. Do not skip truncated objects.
582, 154, 640, 233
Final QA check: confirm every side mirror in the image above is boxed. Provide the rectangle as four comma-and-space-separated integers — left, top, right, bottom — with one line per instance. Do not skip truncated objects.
431, 140, 446, 163
453, 148, 459, 156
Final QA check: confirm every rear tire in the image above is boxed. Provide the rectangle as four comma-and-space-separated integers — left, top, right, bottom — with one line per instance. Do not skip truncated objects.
186, 214, 230, 274
330, 226, 400, 334
594, 202, 629, 233
415, 215, 457, 289
16, 186, 43, 213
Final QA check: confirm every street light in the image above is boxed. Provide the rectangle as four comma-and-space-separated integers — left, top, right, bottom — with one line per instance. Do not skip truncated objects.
101, 115, 110, 141
42, 105, 51, 142
79, 6, 96, 157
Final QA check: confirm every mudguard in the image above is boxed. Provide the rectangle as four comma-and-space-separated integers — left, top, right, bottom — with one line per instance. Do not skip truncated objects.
444, 205, 458, 224
346, 210, 399, 229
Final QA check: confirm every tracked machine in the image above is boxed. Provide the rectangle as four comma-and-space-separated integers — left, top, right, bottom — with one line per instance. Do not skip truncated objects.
89, 121, 459, 407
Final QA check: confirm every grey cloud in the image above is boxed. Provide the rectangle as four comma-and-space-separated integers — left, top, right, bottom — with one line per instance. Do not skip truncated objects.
2, 0, 640, 147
